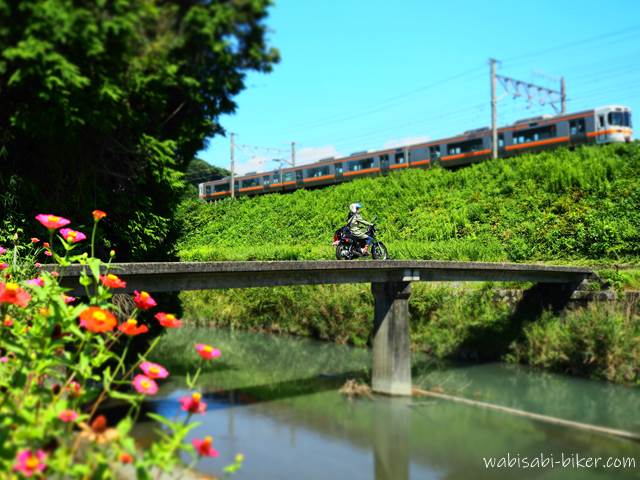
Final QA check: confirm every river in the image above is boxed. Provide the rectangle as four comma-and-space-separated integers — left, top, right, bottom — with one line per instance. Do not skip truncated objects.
135, 327, 640, 479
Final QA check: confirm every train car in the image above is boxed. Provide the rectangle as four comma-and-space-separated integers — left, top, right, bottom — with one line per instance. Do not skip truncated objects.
199, 105, 632, 201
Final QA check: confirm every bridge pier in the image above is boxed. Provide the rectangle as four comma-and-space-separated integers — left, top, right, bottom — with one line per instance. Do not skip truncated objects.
371, 282, 412, 396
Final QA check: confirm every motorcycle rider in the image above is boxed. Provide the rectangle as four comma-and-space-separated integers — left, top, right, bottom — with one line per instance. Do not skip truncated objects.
347, 203, 374, 255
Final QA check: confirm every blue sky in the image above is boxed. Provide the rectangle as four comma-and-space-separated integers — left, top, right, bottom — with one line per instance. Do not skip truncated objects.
199, 0, 640, 174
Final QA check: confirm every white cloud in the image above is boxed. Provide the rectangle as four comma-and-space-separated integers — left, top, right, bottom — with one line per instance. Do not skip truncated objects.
236, 155, 271, 175
382, 135, 430, 149
295, 145, 343, 165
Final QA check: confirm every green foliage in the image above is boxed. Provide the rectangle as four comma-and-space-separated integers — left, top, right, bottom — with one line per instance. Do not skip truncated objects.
0, 0, 279, 261
186, 158, 230, 186
508, 302, 640, 384
178, 144, 640, 263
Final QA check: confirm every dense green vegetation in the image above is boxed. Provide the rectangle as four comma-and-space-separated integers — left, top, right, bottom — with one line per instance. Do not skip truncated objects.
180, 284, 640, 384
178, 143, 640, 263
176, 144, 640, 384
0, 0, 278, 261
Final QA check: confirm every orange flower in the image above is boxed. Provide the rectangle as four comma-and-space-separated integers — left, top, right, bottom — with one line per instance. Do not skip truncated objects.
0, 282, 31, 307
92, 210, 107, 221
118, 318, 148, 336
154, 312, 182, 328
119, 453, 133, 464
100, 274, 127, 289
79, 307, 117, 333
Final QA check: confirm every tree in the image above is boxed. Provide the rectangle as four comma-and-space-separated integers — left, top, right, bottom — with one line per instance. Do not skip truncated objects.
0, 0, 278, 260
186, 158, 230, 186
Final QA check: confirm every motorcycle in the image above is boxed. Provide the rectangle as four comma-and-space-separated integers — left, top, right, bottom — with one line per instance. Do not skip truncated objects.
332, 223, 388, 260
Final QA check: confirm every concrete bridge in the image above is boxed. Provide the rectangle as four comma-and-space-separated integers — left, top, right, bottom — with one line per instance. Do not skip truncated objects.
55, 260, 594, 396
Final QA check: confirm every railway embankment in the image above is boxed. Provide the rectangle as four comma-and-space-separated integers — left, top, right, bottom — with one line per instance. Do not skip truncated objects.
176, 143, 640, 384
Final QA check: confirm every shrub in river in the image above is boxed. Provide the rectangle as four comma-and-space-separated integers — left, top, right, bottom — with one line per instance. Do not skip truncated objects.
0, 212, 242, 478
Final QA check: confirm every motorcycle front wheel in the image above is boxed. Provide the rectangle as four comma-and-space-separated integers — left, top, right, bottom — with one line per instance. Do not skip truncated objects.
335, 245, 350, 260
371, 241, 388, 260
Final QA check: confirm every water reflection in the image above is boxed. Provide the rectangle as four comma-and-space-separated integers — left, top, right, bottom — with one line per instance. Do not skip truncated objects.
131, 328, 640, 480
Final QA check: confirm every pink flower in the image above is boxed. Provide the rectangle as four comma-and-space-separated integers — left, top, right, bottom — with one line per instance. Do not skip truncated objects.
133, 291, 157, 310
0, 246, 6, 255
25, 278, 44, 287
195, 344, 221, 360
30, 238, 40, 244
59, 228, 86, 243
44, 251, 52, 257
132, 374, 158, 395
0, 356, 8, 363
0, 263, 8, 270
58, 409, 79, 423
179, 392, 207, 414
192, 436, 219, 457
139, 361, 169, 379
34, 262, 42, 268
35, 214, 70, 230
62, 295, 76, 304
13, 449, 46, 477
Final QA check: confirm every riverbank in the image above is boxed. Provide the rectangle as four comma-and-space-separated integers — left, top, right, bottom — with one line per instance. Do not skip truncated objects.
179, 281, 640, 385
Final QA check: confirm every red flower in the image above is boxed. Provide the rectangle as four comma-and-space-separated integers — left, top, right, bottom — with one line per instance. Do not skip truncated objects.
92, 210, 107, 221
179, 392, 207, 414
0, 282, 31, 307
133, 290, 156, 310
31, 237, 40, 243
100, 274, 126, 289
118, 318, 148, 336
154, 312, 182, 328
35, 214, 70, 230
79, 307, 117, 333
192, 436, 219, 457
119, 453, 133, 464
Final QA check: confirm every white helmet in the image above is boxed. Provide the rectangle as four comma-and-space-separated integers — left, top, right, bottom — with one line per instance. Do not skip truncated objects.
349, 203, 362, 213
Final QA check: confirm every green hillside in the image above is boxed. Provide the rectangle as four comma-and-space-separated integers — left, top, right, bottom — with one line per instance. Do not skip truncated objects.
178, 143, 640, 264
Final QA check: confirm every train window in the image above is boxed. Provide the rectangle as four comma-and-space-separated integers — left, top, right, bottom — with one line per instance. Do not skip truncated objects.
335, 163, 343, 174
498, 134, 504, 148
379, 154, 389, 167
295, 170, 303, 181
205, 185, 212, 195
242, 178, 259, 188
283, 172, 295, 182
448, 138, 483, 155
349, 158, 374, 171
430, 146, 441, 159
304, 166, 331, 178
394, 152, 405, 164
608, 112, 630, 127
570, 119, 585, 135
512, 125, 556, 144
598, 115, 605, 128
234, 181, 239, 190
214, 183, 229, 192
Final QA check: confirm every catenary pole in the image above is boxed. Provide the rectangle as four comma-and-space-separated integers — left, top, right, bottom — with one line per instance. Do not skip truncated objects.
230, 132, 235, 199
490, 58, 498, 160
291, 141, 296, 167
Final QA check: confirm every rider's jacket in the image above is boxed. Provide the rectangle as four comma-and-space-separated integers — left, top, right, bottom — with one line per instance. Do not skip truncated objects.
347, 213, 373, 239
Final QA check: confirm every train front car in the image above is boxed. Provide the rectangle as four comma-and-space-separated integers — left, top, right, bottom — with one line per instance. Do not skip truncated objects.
592, 105, 633, 144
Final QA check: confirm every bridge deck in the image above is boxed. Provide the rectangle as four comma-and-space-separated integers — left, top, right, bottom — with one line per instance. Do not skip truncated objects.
54, 260, 593, 294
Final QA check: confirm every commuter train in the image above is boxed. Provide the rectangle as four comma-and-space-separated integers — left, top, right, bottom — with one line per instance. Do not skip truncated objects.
199, 105, 632, 200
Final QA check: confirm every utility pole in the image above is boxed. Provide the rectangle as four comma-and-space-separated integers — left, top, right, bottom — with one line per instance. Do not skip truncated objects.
230, 132, 235, 198
561, 77, 566, 114
291, 141, 296, 167
490, 58, 498, 160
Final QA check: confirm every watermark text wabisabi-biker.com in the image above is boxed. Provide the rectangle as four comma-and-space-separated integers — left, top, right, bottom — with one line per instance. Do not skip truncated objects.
483, 452, 636, 470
